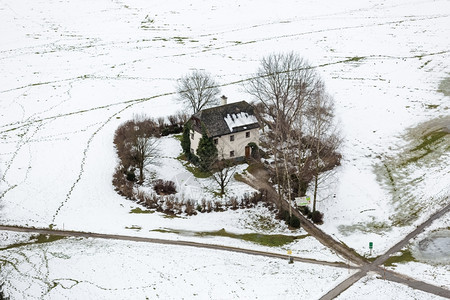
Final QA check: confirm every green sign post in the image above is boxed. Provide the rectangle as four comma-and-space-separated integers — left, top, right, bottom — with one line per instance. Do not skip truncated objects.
369, 242, 373, 255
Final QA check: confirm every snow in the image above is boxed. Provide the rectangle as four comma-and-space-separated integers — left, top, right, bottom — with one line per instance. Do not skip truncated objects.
382, 212, 450, 289
1, 0, 449, 298
224, 112, 258, 132
337, 273, 448, 300
0, 235, 352, 299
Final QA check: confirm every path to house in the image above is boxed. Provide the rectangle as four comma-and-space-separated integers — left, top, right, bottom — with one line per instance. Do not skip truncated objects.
241, 168, 450, 299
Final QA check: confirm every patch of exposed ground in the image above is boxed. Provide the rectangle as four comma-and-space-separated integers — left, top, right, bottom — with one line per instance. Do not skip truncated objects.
374, 116, 450, 226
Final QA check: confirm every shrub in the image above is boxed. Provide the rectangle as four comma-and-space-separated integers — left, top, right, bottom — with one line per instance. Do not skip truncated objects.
230, 197, 238, 210
145, 193, 159, 209
289, 215, 301, 228
121, 182, 135, 200
311, 210, 324, 224
189, 153, 199, 165
185, 200, 196, 216
126, 169, 136, 182
299, 205, 310, 216
201, 198, 207, 212
153, 179, 177, 195
214, 200, 223, 212
206, 201, 212, 213
161, 125, 183, 136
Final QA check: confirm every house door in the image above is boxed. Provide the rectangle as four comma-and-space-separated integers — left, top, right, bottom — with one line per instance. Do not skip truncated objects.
245, 146, 251, 158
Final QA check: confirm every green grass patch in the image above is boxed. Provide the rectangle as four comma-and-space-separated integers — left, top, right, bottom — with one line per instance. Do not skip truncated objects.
437, 77, 450, 96
173, 36, 188, 44
163, 214, 183, 219
338, 219, 391, 236
151, 228, 181, 234
177, 153, 187, 161
185, 164, 211, 178
367, 256, 378, 262
402, 130, 448, 165
151, 228, 308, 247
197, 228, 308, 247
383, 249, 416, 266
34, 234, 65, 244
129, 207, 154, 214
125, 225, 142, 230
175, 152, 211, 178
0, 234, 65, 251
234, 173, 244, 182
246, 162, 264, 174
383, 163, 396, 190
374, 118, 450, 226
410, 130, 448, 152
347, 56, 365, 62
173, 134, 183, 142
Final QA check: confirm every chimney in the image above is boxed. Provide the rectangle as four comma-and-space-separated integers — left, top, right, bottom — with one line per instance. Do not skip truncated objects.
220, 95, 228, 106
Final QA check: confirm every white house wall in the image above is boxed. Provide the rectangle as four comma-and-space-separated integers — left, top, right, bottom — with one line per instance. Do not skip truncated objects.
191, 128, 259, 159
190, 129, 201, 155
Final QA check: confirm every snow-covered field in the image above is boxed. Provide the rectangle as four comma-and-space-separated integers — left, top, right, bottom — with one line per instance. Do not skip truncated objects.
1, 0, 449, 298
337, 273, 447, 300
0, 233, 352, 299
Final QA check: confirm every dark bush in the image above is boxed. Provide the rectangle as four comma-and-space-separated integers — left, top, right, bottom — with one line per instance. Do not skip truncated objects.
161, 125, 183, 136
189, 154, 199, 165
311, 210, 324, 224
299, 205, 310, 216
126, 169, 136, 182
214, 200, 223, 212
285, 211, 292, 223
289, 215, 301, 228
0, 283, 9, 300
153, 179, 177, 195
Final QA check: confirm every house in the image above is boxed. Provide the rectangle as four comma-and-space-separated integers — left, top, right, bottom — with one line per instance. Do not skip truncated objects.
189, 96, 260, 159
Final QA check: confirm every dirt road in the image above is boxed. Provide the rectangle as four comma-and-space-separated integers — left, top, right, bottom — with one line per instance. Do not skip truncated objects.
0, 224, 351, 269
241, 168, 450, 299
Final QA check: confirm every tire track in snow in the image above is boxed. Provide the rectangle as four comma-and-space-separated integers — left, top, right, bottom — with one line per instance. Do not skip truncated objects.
157, 15, 449, 59
0, 122, 45, 199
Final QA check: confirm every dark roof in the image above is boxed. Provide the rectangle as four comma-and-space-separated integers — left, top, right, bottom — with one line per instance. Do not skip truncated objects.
191, 101, 260, 137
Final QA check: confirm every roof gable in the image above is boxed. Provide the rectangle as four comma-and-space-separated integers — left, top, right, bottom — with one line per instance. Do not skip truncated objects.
191, 101, 259, 137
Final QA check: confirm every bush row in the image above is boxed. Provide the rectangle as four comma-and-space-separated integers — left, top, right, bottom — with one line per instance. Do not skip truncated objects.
277, 209, 301, 228
298, 205, 324, 224
113, 169, 271, 217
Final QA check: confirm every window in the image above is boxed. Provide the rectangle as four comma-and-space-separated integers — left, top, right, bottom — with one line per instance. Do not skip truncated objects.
230, 151, 235, 157
214, 138, 218, 145
191, 133, 194, 140
246, 131, 250, 138
230, 135, 234, 142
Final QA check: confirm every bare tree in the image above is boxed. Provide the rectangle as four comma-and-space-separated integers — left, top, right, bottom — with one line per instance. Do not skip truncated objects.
305, 88, 342, 211
131, 134, 159, 184
176, 70, 220, 114
211, 158, 237, 196
247, 52, 341, 216
113, 114, 160, 184
246, 52, 321, 207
